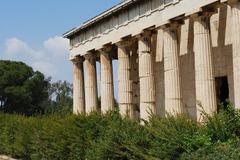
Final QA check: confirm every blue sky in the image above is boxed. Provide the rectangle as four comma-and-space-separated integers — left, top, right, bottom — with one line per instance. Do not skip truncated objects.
0, 0, 120, 83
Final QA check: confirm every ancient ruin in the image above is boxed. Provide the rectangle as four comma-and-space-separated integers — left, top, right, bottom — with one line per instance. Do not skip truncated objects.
63, 0, 240, 121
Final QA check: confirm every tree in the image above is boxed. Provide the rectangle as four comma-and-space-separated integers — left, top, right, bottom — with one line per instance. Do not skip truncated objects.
45, 80, 73, 114
0, 60, 50, 115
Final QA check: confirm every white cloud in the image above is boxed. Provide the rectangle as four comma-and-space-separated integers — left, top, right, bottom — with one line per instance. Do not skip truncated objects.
5, 38, 34, 55
4, 38, 46, 61
32, 61, 57, 77
43, 36, 69, 57
3, 36, 70, 81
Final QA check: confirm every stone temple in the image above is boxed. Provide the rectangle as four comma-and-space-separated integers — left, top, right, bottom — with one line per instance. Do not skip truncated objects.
63, 0, 240, 121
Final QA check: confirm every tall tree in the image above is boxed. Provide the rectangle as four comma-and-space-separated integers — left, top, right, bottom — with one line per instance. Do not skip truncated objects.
46, 80, 73, 114
0, 60, 50, 115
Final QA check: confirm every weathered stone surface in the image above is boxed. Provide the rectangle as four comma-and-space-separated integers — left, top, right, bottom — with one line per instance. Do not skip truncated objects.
138, 34, 156, 121
0, 155, 17, 160
100, 50, 114, 113
117, 42, 134, 118
193, 14, 217, 121
84, 53, 98, 113
230, 1, 240, 109
72, 57, 85, 114
163, 24, 183, 115
67, 1, 240, 122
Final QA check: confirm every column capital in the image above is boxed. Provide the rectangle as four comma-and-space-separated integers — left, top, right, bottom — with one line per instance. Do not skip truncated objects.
136, 31, 152, 40
116, 39, 134, 48
84, 52, 96, 61
99, 46, 112, 54
190, 10, 216, 20
136, 31, 152, 48
71, 56, 85, 64
227, 0, 240, 5
137, 31, 152, 55
161, 21, 182, 33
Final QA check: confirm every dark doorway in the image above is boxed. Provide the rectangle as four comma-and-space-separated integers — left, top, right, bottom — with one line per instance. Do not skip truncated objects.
215, 76, 229, 110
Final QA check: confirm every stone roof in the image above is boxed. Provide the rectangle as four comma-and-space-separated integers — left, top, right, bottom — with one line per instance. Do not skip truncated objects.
63, 0, 139, 38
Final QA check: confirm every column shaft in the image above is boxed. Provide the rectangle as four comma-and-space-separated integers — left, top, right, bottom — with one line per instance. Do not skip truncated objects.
193, 14, 217, 120
85, 54, 98, 113
131, 45, 140, 119
163, 25, 183, 115
118, 44, 134, 118
100, 51, 114, 113
72, 57, 85, 114
231, 1, 240, 108
138, 34, 156, 121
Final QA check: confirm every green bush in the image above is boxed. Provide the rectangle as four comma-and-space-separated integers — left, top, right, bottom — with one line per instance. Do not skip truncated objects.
202, 102, 240, 143
0, 104, 239, 159
180, 141, 240, 160
146, 115, 210, 159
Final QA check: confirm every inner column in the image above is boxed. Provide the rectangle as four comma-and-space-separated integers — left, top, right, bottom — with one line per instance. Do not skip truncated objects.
117, 41, 134, 118
163, 24, 183, 115
129, 42, 140, 119
193, 13, 217, 121
138, 33, 156, 121
230, 0, 240, 109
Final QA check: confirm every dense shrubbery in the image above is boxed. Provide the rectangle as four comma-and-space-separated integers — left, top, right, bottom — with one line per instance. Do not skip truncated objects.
0, 103, 240, 160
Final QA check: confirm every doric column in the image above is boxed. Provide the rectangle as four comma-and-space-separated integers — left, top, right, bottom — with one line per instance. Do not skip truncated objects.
229, 0, 240, 108
72, 56, 85, 114
138, 32, 156, 121
193, 13, 217, 120
117, 41, 134, 118
131, 43, 140, 119
84, 53, 98, 113
100, 47, 114, 113
163, 23, 183, 115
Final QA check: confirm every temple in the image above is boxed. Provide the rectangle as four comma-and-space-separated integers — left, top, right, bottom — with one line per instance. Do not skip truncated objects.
63, 0, 240, 121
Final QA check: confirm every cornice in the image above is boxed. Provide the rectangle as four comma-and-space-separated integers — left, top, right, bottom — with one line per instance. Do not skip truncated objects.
68, 0, 181, 50
63, 0, 139, 38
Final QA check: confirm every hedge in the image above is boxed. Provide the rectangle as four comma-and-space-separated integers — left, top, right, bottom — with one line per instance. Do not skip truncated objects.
0, 103, 240, 160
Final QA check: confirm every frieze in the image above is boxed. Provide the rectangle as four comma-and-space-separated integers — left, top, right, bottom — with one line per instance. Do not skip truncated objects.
69, 0, 175, 49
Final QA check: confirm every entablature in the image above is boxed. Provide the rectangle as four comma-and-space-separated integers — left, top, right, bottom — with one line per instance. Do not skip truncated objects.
68, 0, 175, 47
65, 0, 220, 59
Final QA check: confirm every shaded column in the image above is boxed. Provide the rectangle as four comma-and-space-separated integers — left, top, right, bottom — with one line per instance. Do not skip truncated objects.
72, 56, 85, 114
163, 24, 183, 115
100, 48, 114, 113
138, 33, 156, 121
84, 53, 98, 113
131, 43, 140, 119
230, 0, 240, 108
193, 13, 217, 120
117, 41, 134, 118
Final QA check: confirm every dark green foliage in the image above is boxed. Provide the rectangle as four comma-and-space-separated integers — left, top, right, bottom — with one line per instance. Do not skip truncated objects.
84, 111, 152, 160
0, 60, 49, 115
0, 60, 74, 115
180, 141, 240, 160
147, 115, 207, 159
0, 104, 240, 159
202, 102, 240, 142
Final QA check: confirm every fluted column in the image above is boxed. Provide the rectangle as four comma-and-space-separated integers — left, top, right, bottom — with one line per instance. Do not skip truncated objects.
100, 48, 114, 113
230, 0, 240, 109
138, 33, 156, 121
84, 53, 98, 113
163, 24, 183, 115
193, 13, 217, 120
117, 41, 134, 118
72, 56, 85, 114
